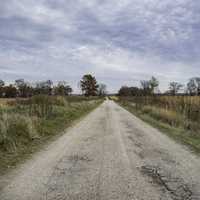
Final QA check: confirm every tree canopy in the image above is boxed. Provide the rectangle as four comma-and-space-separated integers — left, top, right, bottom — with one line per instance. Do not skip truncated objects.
80, 74, 99, 96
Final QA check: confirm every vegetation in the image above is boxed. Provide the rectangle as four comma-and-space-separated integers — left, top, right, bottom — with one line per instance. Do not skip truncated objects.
80, 74, 99, 96
116, 75, 200, 152
0, 95, 103, 175
0, 79, 73, 98
168, 82, 183, 95
118, 77, 160, 96
0, 73, 107, 175
0, 74, 107, 98
118, 76, 200, 96
118, 96, 200, 129
187, 77, 200, 95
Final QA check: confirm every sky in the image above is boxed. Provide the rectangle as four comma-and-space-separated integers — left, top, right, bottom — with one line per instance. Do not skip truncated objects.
0, 0, 200, 93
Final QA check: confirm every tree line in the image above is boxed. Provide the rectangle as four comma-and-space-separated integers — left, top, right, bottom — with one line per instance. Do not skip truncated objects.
118, 77, 200, 96
0, 74, 107, 98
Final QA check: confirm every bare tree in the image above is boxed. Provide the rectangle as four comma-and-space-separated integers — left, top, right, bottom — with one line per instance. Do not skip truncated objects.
0, 80, 5, 97
54, 81, 72, 96
169, 82, 183, 95
140, 77, 159, 95
35, 80, 53, 95
140, 80, 151, 95
187, 77, 200, 95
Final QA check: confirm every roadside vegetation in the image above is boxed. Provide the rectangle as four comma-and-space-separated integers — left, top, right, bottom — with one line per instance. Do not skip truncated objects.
0, 74, 105, 175
116, 76, 200, 153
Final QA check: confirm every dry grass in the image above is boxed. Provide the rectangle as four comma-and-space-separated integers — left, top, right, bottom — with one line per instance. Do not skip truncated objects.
0, 96, 103, 174
120, 96, 200, 130
117, 96, 200, 153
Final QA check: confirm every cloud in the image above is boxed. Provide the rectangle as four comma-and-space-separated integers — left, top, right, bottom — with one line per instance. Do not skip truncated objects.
0, 0, 200, 92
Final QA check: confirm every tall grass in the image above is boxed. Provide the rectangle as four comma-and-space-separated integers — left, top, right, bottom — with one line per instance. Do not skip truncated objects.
120, 96, 200, 131
0, 114, 38, 152
0, 95, 102, 157
117, 96, 200, 152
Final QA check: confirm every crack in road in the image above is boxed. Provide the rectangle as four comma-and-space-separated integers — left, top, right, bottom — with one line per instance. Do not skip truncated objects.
141, 165, 193, 200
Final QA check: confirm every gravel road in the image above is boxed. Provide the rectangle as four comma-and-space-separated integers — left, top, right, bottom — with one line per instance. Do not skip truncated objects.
0, 100, 200, 200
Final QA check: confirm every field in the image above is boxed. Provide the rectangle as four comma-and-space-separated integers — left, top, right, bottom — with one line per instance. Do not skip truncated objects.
0, 96, 103, 175
117, 95, 200, 153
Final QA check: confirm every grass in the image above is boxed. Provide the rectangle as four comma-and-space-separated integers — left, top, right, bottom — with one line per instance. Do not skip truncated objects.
0, 96, 103, 175
117, 100, 200, 154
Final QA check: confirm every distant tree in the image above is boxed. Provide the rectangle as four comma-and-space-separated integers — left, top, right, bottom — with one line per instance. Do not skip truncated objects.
169, 82, 183, 95
0, 80, 4, 87
54, 81, 72, 96
34, 80, 53, 95
130, 87, 142, 96
15, 79, 33, 97
98, 83, 107, 96
187, 77, 200, 95
118, 86, 141, 96
45, 80, 53, 95
4, 85, 17, 98
140, 77, 159, 95
149, 76, 159, 94
80, 74, 99, 96
118, 86, 130, 96
140, 80, 151, 95
0, 80, 5, 97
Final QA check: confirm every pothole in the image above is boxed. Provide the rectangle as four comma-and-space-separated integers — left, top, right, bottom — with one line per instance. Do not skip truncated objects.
140, 165, 193, 200
68, 154, 92, 162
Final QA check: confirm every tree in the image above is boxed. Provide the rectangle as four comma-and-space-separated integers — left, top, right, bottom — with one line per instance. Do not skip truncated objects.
4, 85, 17, 98
54, 81, 72, 96
34, 80, 53, 95
118, 86, 141, 96
98, 83, 107, 96
149, 76, 159, 94
140, 77, 159, 95
140, 80, 151, 95
15, 79, 33, 97
80, 74, 99, 96
187, 77, 200, 95
169, 82, 183, 95
0, 80, 4, 87
0, 80, 5, 97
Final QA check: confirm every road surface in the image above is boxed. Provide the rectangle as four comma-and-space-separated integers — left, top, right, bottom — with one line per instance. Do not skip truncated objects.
0, 100, 200, 200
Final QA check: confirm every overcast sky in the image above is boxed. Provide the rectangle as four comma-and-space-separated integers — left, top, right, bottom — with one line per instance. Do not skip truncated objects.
0, 0, 200, 93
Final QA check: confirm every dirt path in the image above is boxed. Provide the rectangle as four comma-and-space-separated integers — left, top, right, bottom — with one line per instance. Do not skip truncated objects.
0, 100, 200, 200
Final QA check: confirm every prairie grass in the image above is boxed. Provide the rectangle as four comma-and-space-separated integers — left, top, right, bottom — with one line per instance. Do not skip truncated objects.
0, 95, 103, 174
119, 96, 200, 131
117, 96, 200, 153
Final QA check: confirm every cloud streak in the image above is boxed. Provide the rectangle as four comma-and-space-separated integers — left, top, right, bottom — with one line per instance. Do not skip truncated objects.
0, 0, 200, 92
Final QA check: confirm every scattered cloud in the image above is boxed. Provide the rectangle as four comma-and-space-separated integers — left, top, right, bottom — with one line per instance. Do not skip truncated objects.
0, 0, 200, 92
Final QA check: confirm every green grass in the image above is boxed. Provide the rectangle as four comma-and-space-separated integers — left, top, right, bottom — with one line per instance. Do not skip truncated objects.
0, 96, 103, 175
117, 100, 200, 154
